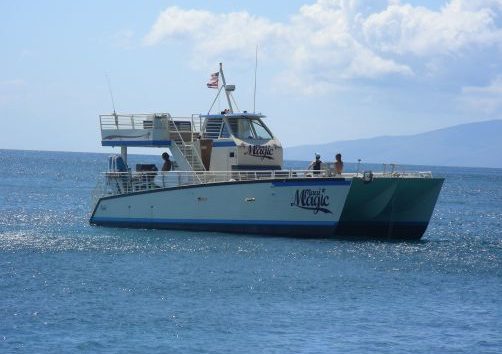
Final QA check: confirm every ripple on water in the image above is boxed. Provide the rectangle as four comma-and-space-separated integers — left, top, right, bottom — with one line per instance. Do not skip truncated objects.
0, 150, 501, 353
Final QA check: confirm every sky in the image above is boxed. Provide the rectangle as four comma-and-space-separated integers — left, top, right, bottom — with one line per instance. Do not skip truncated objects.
1, 0, 502, 153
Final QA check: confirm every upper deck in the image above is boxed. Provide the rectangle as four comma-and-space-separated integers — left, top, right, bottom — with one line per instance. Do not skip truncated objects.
99, 112, 270, 147
100, 113, 203, 147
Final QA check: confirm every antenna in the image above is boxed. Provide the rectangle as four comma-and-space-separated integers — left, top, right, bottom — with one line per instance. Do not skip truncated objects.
253, 45, 258, 113
105, 73, 117, 114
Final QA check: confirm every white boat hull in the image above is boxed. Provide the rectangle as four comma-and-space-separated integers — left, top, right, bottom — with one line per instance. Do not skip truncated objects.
90, 178, 351, 237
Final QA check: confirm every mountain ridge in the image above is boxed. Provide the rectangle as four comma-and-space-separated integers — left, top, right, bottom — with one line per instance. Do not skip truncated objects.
284, 119, 502, 168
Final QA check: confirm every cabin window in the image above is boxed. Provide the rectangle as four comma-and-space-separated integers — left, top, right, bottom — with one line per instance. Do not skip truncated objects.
227, 118, 241, 138
227, 117, 273, 140
220, 122, 230, 138
250, 119, 273, 139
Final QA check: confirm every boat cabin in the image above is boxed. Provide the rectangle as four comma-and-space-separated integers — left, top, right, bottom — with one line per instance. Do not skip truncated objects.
200, 112, 282, 171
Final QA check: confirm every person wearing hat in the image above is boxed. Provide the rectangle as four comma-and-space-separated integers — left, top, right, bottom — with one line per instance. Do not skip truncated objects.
161, 152, 172, 172
308, 153, 322, 175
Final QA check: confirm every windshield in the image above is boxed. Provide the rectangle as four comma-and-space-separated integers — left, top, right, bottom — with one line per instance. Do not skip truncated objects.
227, 117, 273, 140
220, 122, 231, 138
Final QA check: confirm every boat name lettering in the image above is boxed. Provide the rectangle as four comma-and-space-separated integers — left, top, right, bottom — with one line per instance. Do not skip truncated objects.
246, 145, 274, 160
291, 188, 332, 214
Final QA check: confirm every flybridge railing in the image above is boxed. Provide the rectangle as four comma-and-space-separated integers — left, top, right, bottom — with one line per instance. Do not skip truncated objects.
96, 169, 433, 197
99, 113, 204, 141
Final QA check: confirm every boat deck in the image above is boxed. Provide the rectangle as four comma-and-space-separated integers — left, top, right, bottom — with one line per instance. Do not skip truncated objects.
93, 168, 434, 201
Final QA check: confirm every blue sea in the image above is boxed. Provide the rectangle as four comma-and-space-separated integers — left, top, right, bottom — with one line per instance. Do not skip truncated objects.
0, 149, 501, 353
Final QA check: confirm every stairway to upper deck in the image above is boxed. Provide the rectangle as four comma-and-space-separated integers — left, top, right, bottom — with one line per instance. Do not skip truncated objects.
171, 137, 206, 172
168, 120, 206, 172
203, 117, 223, 140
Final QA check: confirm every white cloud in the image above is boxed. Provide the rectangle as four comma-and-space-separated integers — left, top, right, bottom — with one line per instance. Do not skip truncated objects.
461, 76, 502, 114
363, 0, 502, 56
463, 76, 502, 95
144, 7, 214, 45
143, 1, 502, 92
144, 6, 285, 60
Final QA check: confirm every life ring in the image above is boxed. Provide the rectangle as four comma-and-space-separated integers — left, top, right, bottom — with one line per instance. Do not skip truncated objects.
362, 170, 373, 183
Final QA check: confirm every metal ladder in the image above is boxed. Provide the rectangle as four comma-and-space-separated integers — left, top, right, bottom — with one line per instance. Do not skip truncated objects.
203, 117, 223, 139
173, 138, 206, 172
168, 120, 206, 173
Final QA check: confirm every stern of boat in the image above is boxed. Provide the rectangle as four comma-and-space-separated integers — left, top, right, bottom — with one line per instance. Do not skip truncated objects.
336, 176, 444, 240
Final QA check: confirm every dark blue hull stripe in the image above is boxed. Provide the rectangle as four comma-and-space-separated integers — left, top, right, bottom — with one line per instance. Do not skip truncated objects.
90, 217, 429, 239
90, 217, 337, 227
212, 141, 236, 147
272, 180, 350, 187
90, 217, 336, 237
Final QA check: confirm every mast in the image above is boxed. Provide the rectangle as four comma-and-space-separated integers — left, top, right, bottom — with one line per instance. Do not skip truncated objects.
253, 45, 258, 113
219, 63, 234, 113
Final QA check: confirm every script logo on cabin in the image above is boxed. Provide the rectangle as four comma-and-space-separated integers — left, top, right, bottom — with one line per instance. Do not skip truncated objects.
244, 144, 274, 160
290, 188, 332, 214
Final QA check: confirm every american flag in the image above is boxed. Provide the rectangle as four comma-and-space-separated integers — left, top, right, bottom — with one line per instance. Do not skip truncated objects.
207, 72, 219, 89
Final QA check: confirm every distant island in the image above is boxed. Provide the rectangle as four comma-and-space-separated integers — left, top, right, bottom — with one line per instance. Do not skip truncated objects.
284, 119, 502, 168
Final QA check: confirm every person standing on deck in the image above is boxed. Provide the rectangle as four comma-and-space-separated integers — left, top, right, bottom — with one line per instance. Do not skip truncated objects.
334, 153, 344, 175
308, 154, 322, 175
161, 152, 172, 172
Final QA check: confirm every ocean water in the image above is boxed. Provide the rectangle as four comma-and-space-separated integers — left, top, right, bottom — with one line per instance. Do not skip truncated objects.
0, 149, 501, 353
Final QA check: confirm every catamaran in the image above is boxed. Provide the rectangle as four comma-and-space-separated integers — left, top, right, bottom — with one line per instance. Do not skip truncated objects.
90, 64, 443, 240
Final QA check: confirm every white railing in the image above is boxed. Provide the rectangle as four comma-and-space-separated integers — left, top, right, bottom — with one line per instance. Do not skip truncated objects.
99, 113, 204, 141
95, 168, 433, 198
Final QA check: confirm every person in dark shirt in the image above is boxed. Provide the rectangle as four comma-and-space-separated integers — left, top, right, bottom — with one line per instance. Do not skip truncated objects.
334, 153, 344, 175
161, 152, 172, 172
308, 154, 322, 175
